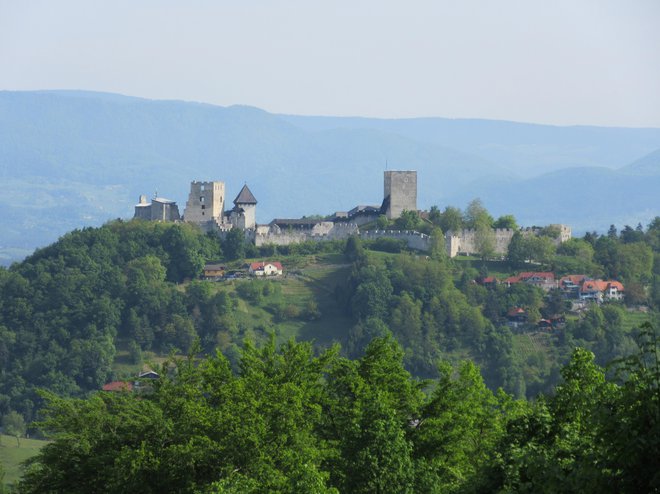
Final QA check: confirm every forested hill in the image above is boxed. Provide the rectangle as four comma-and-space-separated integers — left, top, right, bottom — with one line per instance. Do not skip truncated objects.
2, 90, 660, 263
0, 216, 659, 491
1, 215, 658, 420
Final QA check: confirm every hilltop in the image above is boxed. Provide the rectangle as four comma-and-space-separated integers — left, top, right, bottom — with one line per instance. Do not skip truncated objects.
1, 215, 657, 424
2, 90, 660, 263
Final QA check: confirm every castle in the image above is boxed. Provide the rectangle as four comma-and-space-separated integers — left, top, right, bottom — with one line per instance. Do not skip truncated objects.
133, 170, 570, 257
134, 181, 257, 231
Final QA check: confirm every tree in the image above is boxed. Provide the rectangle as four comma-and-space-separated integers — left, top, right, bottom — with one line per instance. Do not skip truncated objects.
618, 242, 653, 283
428, 205, 442, 226
344, 235, 365, 263
395, 210, 421, 230
494, 214, 518, 230
223, 228, 246, 261
325, 337, 422, 494
507, 231, 526, 266
412, 360, 504, 490
2, 411, 26, 446
620, 224, 644, 244
464, 199, 494, 230
376, 214, 390, 229
429, 227, 447, 261
526, 235, 556, 266
474, 224, 496, 260
162, 225, 207, 282
438, 206, 464, 234
507, 233, 555, 266
600, 323, 660, 493
21, 341, 339, 493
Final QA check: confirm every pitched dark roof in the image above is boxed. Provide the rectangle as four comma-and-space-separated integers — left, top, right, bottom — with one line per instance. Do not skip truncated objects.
233, 184, 257, 205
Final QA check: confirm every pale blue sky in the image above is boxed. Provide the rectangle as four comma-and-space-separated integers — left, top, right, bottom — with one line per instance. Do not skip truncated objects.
1, 0, 659, 126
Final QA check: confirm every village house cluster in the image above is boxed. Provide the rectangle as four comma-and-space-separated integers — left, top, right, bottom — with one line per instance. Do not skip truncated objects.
477, 271, 625, 330
478, 271, 625, 302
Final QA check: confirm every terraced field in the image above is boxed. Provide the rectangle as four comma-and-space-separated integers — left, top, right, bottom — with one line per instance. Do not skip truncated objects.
512, 331, 554, 363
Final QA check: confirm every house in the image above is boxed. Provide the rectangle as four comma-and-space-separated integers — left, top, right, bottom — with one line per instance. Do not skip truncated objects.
476, 276, 498, 288
604, 281, 625, 301
506, 307, 528, 328
537, 319, 553, 329
580, 279, 624, 302
504, 275, 522, 287
138, 370, 160, 379
559, 274, 589, 298
102, 381, 133, 392
519, 272, 557, 291
249, 261, 283, 277
203, 263, 226, 280
504, 272, 556, 291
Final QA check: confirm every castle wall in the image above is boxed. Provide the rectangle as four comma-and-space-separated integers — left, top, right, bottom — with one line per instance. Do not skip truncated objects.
444, 225, 571, 258
150, 201, 181, 221
254, 223, 359, 247
359, 229, 432, 251
134, 205, 151, 220
384, 171, 417, 220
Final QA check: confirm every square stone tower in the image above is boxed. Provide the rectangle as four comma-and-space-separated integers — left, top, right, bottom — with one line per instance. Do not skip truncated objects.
184, 181, 225, 225
384, 170, 417, 219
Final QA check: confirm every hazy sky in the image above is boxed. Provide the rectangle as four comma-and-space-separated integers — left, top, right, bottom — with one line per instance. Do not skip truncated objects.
1, 0, 659, 127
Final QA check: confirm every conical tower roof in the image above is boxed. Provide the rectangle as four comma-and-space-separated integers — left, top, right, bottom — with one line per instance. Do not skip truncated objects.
233, 184, 257, 205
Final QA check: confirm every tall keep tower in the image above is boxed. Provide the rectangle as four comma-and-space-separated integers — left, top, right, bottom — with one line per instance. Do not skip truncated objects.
383, 170, 417, 219
184, 181, 225, 225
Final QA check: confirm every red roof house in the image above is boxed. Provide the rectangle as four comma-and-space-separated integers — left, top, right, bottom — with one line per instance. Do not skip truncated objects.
102, 381, 133, 392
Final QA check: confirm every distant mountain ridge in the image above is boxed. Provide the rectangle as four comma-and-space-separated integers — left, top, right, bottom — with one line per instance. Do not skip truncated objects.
620, 147, 660, 175
1, 90, 659, 263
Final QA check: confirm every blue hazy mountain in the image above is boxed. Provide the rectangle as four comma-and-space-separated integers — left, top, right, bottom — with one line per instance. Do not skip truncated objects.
280, 114, 660, 177
1, 90, 659, 263
619, 147, 660, 176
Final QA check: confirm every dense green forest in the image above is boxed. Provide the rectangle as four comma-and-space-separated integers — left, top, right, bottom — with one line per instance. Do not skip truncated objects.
0, 211, 659, 490
15, 331, 660, 493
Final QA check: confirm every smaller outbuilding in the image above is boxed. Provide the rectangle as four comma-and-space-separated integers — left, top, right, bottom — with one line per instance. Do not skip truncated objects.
203, 263, 226, 280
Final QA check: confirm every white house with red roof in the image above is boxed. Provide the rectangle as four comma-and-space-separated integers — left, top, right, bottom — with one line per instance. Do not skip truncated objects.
580, 279, 624, 302
249, 261, 283, 277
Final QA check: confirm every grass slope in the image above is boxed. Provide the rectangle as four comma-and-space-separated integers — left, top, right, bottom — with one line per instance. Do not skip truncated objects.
0, 435, 46, 486
110, 253, 355, 377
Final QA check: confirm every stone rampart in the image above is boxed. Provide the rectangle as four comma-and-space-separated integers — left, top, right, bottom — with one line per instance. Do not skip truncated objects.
445, 225, 571, 258
254, 222, 359, 247
358, 230, 432, 252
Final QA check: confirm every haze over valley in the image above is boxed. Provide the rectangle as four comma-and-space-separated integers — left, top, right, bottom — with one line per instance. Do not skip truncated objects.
1, 89, 659, 264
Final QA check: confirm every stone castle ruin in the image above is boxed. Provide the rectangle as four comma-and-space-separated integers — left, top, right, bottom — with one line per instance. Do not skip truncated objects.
133, 170, 570, 257
133, 194, 181, 221
383, 170, 417, 219
183, 181, 225, 228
